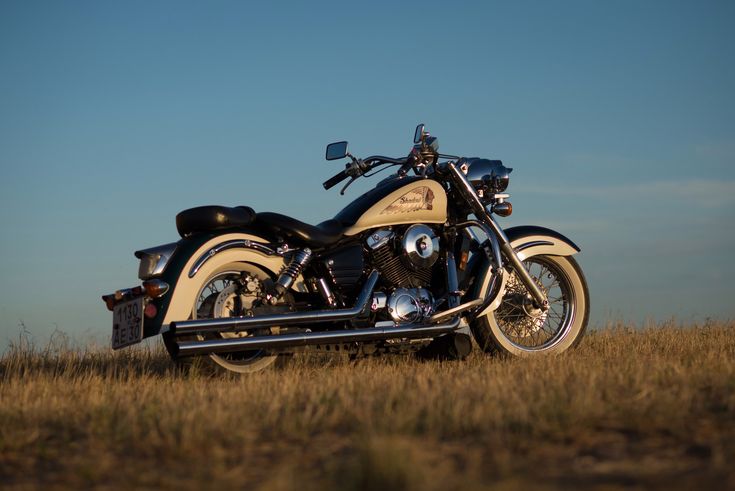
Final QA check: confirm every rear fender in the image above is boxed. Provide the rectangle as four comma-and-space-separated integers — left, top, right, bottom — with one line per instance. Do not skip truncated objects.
147, 232, 302, 335
471, 225, 580, 318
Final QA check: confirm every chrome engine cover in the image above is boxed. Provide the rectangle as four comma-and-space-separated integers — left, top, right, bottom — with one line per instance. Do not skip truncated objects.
367, 228, 433, 288
402, 224, 440, 270
386, 288, 433, 324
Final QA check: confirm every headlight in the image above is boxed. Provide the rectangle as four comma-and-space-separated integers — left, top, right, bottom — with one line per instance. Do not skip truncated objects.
463, 158, 513, 201
135, 242, 177, 280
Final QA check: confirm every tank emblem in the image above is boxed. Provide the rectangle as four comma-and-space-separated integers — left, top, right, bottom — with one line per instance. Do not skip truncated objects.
380, 187, 435, 215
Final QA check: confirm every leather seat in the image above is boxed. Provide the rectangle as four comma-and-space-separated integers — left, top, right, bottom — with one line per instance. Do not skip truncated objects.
176, 205, 256, 237
255, 212, 346, 248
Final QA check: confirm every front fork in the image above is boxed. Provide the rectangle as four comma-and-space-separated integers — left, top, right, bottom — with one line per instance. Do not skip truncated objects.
444, 162, 549, 311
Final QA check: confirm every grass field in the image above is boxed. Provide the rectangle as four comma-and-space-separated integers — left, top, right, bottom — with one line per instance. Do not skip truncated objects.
1, 322, 733, 490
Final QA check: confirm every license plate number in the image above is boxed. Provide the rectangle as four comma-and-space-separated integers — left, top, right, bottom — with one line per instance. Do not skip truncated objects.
112, 297, 144, 349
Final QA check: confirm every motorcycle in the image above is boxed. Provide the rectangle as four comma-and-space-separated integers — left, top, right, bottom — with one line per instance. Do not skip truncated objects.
102, 124, 589, 373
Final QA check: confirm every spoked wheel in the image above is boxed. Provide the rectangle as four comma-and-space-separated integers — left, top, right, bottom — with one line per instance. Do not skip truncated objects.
170, 263, 287, 374
471, 254, 589, 356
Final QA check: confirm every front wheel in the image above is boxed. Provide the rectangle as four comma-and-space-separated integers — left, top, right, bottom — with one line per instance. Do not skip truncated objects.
471, 254, 589, 356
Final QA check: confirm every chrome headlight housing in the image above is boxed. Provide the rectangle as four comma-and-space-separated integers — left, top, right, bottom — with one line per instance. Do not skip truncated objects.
463, 158, 513, 201
135, 242, 177, 280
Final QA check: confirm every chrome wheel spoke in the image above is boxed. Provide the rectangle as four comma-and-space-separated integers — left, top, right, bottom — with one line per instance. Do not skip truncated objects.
193, 270, 278, 368
496, 257, 573, 350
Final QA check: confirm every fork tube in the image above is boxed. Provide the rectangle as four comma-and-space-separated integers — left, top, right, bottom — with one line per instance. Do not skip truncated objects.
445, 162, 549, 310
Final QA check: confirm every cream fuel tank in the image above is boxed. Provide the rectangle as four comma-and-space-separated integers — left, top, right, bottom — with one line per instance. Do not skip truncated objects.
333, 176, 448, 236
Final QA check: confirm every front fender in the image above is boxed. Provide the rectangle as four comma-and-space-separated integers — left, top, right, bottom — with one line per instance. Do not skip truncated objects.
505, 225, 580, 261
145, 232, 301, 336
472, 225, 580, 318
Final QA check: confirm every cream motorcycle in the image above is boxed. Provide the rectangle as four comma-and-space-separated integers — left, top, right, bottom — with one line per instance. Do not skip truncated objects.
103, 125, 589, 373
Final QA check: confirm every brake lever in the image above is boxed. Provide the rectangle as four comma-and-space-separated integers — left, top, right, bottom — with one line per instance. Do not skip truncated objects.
340, 176, 358, 195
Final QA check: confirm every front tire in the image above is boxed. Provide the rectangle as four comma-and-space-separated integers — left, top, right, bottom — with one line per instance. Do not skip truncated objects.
471, 254, 589, 356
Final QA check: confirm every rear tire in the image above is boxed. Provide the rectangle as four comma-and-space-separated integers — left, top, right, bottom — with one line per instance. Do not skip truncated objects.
164, 262, 287, 374
471, 254, 589, 356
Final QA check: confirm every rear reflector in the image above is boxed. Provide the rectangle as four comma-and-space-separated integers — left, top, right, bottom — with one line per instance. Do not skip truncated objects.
144, 302, 158, 319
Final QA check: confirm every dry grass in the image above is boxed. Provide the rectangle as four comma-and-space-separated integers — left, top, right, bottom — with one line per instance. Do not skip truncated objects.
1, 322, 734, 490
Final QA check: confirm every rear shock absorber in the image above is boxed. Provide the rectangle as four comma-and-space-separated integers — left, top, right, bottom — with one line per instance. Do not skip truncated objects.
274, 248, 312, 297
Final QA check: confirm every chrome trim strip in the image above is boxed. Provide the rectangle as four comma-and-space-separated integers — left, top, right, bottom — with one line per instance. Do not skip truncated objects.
514, 240, 554, 253
173, 270, 380, 334
188, 239, 282, 278
175, 316, 460, 357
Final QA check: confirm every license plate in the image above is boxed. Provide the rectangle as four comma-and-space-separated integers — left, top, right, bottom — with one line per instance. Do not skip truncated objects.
112, 297, 144, 349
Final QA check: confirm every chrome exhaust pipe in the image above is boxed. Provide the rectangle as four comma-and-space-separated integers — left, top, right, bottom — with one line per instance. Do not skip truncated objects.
175, 317, 460, 357
172, 270, 379, 336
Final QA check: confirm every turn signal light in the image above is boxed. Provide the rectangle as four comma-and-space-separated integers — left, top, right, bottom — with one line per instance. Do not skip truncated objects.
493, 201, 513, 217
459, 250, 469, 271
142, 279, 170, 298
102, 295, 115, 311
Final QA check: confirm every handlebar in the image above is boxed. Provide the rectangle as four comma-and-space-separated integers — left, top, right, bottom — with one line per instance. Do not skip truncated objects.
323, 155, 414, 192
322, 128, 453, 193
363, 155, 407, 165
323, 169, 350, 190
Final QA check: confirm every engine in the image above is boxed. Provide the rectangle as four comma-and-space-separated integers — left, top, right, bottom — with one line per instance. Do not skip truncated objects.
367, 225, 439, 288
367, 225, 440, 324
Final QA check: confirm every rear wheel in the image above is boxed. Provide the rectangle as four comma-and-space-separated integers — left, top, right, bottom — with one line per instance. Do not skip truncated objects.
166, 263, 287, 374
471, 254, 589, 356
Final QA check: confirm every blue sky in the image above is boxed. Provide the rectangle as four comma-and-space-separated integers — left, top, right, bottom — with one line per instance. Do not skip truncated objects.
1, 1, 734, 347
